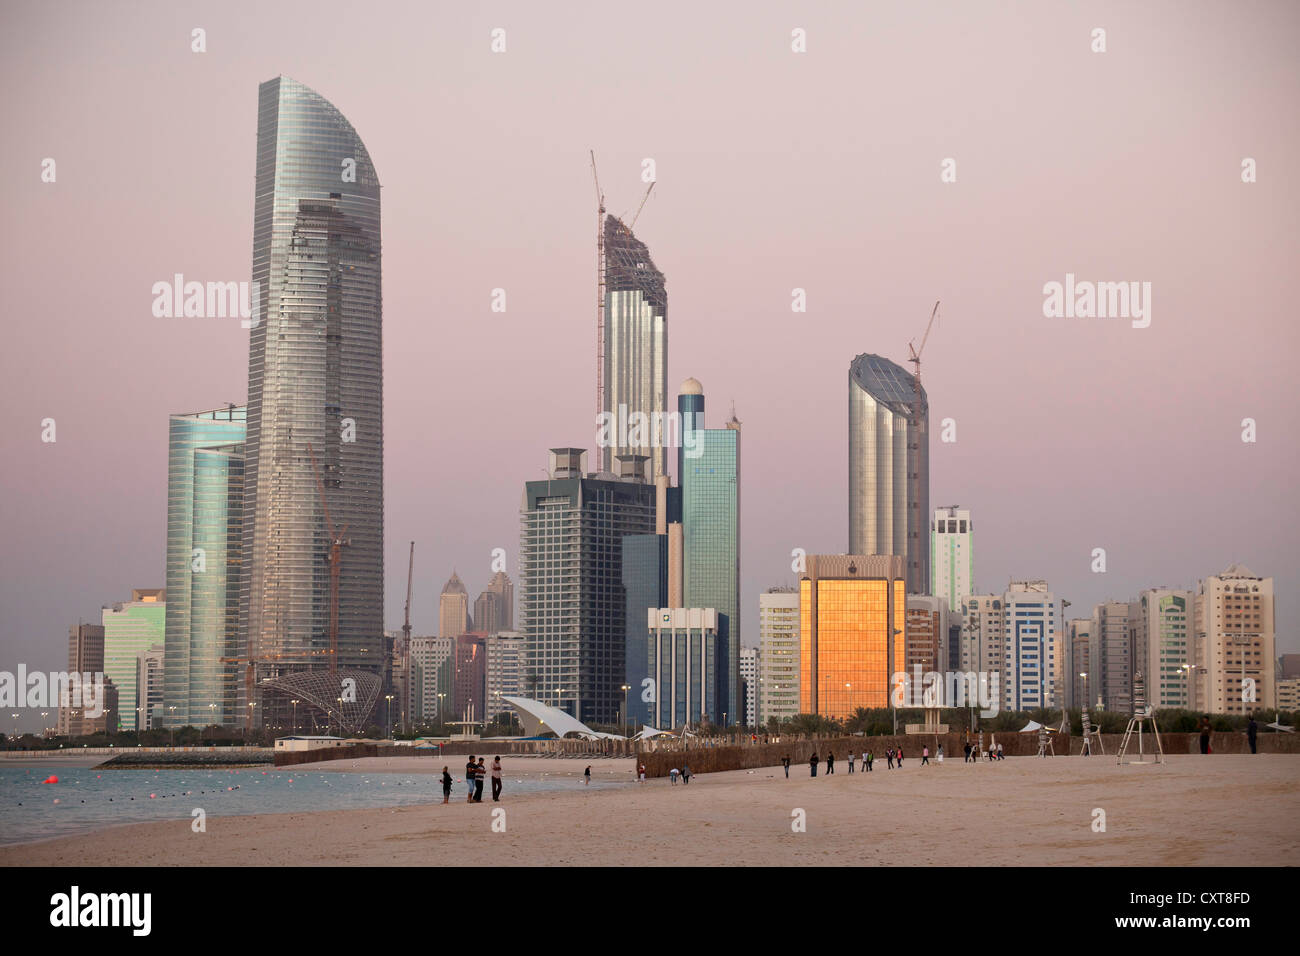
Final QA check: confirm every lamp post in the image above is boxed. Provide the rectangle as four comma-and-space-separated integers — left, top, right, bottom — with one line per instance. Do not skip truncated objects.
291, 699, 299, 735
891, 627, 903, 735
385, 695, 394, 738
167, 705, 176, 746
621, 684, 631, 738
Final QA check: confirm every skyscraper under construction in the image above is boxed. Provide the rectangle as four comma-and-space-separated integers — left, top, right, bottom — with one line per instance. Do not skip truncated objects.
240, 76, 384, 727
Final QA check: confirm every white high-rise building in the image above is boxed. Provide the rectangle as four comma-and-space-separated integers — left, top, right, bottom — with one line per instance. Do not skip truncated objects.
1194, 565, 1275, 715
739, 646, 759, 727
758, 587, 799, 726
409, 636, 454, 725
931, 506, 973, 614
484, 631, 525, 723
1002, 581, 1063, 711
960, 595, 1004, 674
1133, 588, 1194, 709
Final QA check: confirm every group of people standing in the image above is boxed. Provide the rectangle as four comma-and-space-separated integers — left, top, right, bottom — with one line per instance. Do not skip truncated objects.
440, 755, 503, 804
780, 744, 956, 778
963, 742, 1003, 762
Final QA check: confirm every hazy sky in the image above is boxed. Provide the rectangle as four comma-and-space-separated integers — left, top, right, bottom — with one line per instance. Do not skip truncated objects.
3, 1, 1298, 729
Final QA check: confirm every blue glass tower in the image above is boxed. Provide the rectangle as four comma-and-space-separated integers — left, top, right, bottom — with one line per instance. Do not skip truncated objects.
679, 381, 741, 725
163, 405, 246, 727
622, 533, 668, 727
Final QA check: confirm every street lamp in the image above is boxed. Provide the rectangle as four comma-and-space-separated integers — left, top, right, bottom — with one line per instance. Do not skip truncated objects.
621, 684, 631, 738
291, 699, 300, 734
167, 705, 176, 747
385, 695, 394, 738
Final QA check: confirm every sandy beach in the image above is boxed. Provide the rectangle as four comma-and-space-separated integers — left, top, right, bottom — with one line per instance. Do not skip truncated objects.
3, 754, 1296, 866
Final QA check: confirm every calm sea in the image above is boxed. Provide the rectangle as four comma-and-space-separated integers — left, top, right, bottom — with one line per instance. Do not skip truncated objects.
0, 764, 619, 847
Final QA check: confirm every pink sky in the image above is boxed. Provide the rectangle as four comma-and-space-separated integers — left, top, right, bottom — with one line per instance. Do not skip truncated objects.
2, 1, 1297, 721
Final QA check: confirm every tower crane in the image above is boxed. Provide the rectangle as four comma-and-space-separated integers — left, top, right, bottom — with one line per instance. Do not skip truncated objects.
907, 300, 940, 408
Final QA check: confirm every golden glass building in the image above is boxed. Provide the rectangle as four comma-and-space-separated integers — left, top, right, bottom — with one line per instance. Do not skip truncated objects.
799, 555, 905, 719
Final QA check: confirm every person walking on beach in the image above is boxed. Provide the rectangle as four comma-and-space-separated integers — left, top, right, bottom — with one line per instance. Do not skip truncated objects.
440, 766, 453, 804
885, 748, 894, 770
826, 750, 835, 774
465, 756, 477, 803
491, 756, 503, 801
682, 763, 691, 785
1199, 716, 1211, 754
809, 752, 819, 777
584, 765, 591, 786
963, 742, 971, 763
638, 762, 647, 784
669, 767, 679, 785
921, 745, 930, 766
782, 755, 791, 778
865, 749, 873, 772
1248, 716, 1258, 754
936, 745, 944, 764
996, 743, 1004, 761
848, 750, 856, 774
474, 758, 486, 802
897, 747, 905, 768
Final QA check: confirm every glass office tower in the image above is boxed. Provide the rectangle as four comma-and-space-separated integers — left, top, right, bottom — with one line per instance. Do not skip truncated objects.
848, 353, 929, 595
241, 77, 384, 706
102, 590, 165, 731
798, 554, 905, 719
680, 383, 741, 725
602, 215, 668, 480
521, 449, 656, 725
623, 533, 668, 727
164, 406, 246, 727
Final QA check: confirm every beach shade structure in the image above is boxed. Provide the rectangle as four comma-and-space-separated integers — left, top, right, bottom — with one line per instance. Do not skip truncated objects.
632, 727, 675, 740
501, 696, 625, 740
1266, 721, 1295, 733
1018, 720, 1043, 733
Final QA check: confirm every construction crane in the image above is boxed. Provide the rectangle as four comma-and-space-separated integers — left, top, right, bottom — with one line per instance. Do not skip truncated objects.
625, 181, 655, 232
590, 150, 606, 446
401, 541, 414, 733
907, 300, 941, 407
906, 301, 940, 592
307, 442, 349, 677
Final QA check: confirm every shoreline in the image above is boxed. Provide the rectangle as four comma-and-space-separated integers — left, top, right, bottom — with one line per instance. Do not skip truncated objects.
3, 754, 1296, 867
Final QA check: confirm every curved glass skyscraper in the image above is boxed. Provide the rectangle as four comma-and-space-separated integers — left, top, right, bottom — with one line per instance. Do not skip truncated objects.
164, 405, 246, 728
241, 77, 384, 698
848, 353, 928, 595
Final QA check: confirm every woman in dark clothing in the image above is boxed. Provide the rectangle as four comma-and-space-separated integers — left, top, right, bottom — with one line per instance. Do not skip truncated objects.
809, 752, 819, 777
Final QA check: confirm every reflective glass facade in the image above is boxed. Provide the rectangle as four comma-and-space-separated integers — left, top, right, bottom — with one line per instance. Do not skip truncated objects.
681, 422, 740, 724
798, 555, 905, 719
849, 354, 928, 595
102, 593, 165, 731
242, 77, 384, 695
164, 406, 246, 727
623, 533, 668, 727
602, 216, 667, 480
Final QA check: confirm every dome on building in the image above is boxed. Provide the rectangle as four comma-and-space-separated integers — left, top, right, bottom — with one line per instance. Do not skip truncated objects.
679, 377, 703, 396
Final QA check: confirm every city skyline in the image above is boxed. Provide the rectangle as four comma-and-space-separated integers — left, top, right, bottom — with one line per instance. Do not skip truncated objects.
4, 3, 1299, 734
